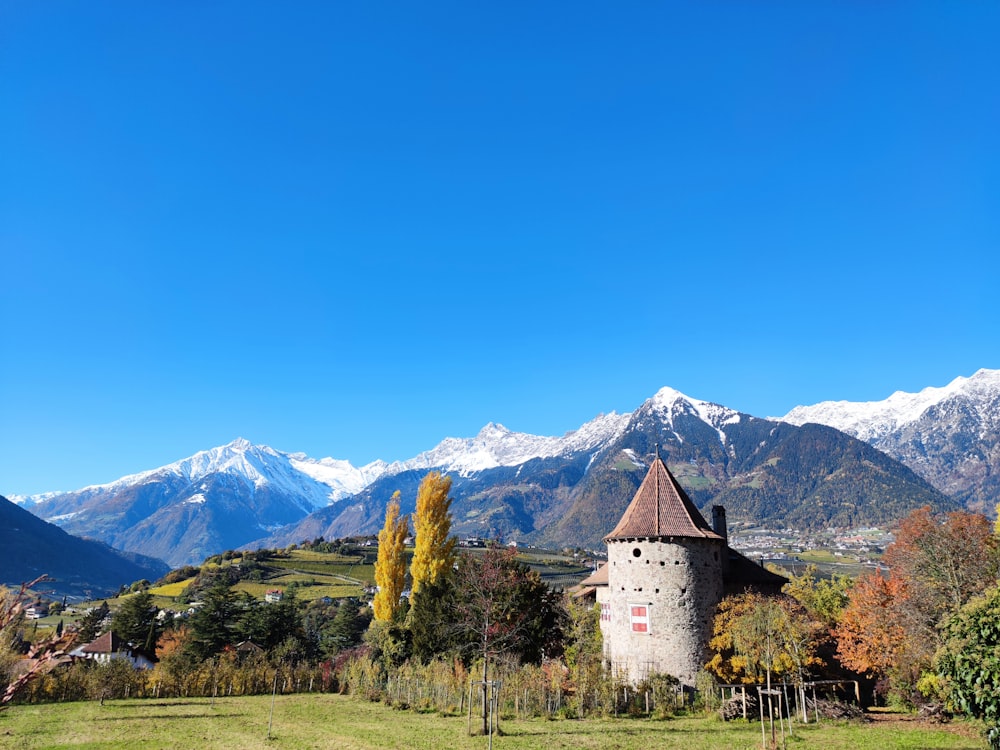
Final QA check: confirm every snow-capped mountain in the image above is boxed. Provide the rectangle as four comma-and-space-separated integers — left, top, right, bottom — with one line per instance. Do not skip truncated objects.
85, 437, 388, 511
781, 369, 1000, 511
24, 438, 391, 567
264, 386, 952, 552
638, 386, 743, 445
21, 377, 971, 568
387, 412, 631, 476
20, 414, 630, 567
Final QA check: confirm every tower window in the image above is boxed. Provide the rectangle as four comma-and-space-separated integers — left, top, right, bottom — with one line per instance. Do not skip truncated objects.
629, 604, 650, 633
632, 548, 642, 558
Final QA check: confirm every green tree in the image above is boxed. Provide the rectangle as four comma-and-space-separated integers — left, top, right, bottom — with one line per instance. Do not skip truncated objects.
111, 591, 161, 653
186, 579, 239, 660
364, 615, 412, 673
76, 601, 110, 643
708, 592, 822, 688
409, 576, 459, 664
936, 585, 1000, 749
783, 564, 851, 627
324, 599, 371, 656
410, 472, 456, 594
562, 596, 604, 716
373, 491, 409, 622
236, 589, 304, 651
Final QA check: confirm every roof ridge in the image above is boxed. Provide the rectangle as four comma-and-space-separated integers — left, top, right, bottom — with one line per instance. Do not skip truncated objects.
604, 455, 722, 542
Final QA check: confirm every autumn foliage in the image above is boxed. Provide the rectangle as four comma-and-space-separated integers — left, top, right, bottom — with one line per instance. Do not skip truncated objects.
1, 577, 76, 709
373, 491, 409, 622
834, 573, 909, 680
832, 506, 1000, 704
707, 591, 822, 686
410, 472, 456, 594
882, 506, 999, 636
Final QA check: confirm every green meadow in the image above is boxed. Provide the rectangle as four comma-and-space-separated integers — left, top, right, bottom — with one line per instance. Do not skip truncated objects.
0, 694, 986, 750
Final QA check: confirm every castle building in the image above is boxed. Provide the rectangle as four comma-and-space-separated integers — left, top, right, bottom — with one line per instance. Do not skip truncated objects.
580, 452, 785, 687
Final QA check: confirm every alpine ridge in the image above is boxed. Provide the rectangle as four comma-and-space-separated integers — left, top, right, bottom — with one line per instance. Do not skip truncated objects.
780, 368, 1000, 511
18, 374, 990, 567
0, 494, 169, 598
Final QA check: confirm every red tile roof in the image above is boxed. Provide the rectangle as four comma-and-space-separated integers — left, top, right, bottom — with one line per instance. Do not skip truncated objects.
576, 563, 609, 587
79, 631, 128, 654
604, 456, 723, 541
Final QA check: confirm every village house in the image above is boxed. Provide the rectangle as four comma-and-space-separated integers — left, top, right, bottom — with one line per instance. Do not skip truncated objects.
69, 631, 156, 670
577, 452, 785, 688
25, 600, 49, 620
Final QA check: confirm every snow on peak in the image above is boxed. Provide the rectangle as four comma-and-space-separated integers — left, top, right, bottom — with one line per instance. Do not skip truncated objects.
390, 412, 631, 476
45, 439, 380, 511
779, 369, 1000, 441
650, 385, 691, 408
645, 386, 742, 444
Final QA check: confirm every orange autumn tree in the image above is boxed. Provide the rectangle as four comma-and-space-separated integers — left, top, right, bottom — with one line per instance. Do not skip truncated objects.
835, 507, 999, 704
834, 573, 909, 681
883, 506, 999, 639
373, 491, 409, 622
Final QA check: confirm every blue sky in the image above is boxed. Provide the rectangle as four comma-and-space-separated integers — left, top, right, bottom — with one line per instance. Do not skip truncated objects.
2, 2, 998, 495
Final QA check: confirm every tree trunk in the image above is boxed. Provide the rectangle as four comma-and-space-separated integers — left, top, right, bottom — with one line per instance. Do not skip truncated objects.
481, 658, 489, 737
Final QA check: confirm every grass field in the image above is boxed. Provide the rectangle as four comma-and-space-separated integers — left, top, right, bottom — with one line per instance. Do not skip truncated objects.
233, 580, 362, 600
147, 578, 195, 598
0, 694, 986, 750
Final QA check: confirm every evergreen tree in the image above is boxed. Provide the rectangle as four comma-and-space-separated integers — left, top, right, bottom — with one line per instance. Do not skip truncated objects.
410, 472, 456, 594
236, 589, 304, 651
111, 591, 160, 651
186, 579, 238, 660
373, 491, 409, 622
76, 601, 110, 643
326, 599, 371, 655
409, 576, 459, 663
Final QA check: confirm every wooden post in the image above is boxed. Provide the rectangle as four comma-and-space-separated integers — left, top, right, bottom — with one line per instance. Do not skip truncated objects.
267, 669, 278, 740
467, 680, 474, 736
783, 683, 793, 737
758, 687, 766, 750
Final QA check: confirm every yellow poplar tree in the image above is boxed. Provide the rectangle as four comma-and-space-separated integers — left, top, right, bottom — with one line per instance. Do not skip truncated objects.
410, 472, 456, 594
373, 491, 409, 622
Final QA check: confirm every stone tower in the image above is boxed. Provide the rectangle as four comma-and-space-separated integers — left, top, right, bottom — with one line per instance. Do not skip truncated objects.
600, 454, 726, 687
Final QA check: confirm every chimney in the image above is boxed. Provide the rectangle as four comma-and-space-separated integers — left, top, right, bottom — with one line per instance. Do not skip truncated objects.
711, 505, 728, 542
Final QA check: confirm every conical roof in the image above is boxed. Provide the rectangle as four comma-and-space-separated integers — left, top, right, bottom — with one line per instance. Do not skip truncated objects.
604, 455, 723, 541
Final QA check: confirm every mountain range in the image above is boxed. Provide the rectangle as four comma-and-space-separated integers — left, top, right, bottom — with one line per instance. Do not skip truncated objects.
16, 371, 999, 568
781, 368, 1000, 514
0, 494, 169, 598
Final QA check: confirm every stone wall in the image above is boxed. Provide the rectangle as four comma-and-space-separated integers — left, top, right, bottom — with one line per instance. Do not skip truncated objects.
602, 536, 724, 687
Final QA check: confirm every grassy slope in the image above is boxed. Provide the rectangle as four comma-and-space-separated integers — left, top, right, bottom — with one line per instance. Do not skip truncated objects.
0, 695, 985, 750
